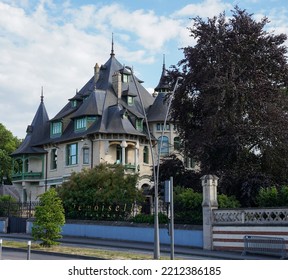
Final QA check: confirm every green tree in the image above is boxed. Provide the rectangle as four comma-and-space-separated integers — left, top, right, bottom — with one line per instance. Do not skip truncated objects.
170, 6, 288, 206
32, 188, 65, 247
0, 123, 21, 183
58, 164, 144, 220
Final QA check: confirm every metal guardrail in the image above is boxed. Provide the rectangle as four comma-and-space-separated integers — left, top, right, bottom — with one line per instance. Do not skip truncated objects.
242, 235, 287, 259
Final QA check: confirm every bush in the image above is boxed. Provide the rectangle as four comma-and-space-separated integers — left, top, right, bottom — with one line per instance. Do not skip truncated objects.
173, 187, 241, 224
256, 186, 288, 207
58, 164, 144, 220
0, 195, 18, 216
218, 194, 241, 208
131, 213, 169, 224
174, 187, 203, 224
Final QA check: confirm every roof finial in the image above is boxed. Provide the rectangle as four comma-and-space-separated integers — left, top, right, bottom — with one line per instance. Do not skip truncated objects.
162, 54, 166, 70
41, 86, 44, 103
110, 32, 115, 56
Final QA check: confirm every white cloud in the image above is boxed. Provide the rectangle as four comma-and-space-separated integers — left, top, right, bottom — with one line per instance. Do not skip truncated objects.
0, 1, 188, 138
173, 0, 232, 18
1, 0, 287, 139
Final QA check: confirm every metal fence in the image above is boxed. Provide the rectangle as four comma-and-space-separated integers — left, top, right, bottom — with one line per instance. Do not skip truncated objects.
0, 201, 39, 218
0, 200, 198, 224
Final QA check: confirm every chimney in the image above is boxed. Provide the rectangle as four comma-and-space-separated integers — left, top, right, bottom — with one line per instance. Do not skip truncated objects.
94, 63, 100, 85
112, 71, 122, 99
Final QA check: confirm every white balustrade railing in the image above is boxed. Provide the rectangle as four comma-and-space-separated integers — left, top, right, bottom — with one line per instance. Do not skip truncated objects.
213, 208, 288, 225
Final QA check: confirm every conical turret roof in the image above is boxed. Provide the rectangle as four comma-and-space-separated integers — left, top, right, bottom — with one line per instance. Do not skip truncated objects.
12, 94, 49, 155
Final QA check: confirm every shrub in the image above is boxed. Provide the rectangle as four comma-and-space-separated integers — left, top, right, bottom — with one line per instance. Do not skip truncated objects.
174, 187, 203, 224
58, 164, 144, 220
0, 195, 18, 216
218, 194, 241, 208
256, 185, 288, 207
173, 187, 241, 224
131, 213, 169, 224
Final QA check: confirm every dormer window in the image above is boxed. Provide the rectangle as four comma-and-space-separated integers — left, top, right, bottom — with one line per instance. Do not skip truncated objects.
74, 116, 98, 132
136, 119, 143, 131
75, 117, 87, 131
127, 96, 134, 105
71, 100, 77, 108
121, 110, 129, 119
122, 74, 129, 83
51, 121, 62, 137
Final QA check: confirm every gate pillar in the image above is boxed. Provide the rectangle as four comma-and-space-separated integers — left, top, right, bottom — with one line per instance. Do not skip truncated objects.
201, 175, 219, 250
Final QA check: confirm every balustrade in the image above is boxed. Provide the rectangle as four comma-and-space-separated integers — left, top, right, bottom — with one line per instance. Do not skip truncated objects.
213, 208, 288, 224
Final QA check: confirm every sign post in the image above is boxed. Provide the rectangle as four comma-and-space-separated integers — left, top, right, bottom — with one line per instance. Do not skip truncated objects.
169, 177, 174, 260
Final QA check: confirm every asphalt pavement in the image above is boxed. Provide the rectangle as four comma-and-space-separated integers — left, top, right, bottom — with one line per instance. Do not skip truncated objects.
0, 233, 281, 260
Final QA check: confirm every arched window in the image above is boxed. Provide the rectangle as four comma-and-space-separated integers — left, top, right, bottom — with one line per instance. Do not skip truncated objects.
158, 136, 169, 156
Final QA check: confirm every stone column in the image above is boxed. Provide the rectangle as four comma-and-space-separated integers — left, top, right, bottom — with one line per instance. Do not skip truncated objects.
120, 141, 127, 165
135, 142, 139, 171
201, 174, 219, 250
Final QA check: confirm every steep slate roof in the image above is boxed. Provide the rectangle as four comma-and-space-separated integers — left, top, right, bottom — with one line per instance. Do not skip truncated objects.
70, 89, 106, 118
147, 60, 171, 122
12, 96, 49, 155
154, 57, 170, 92
48, 50, 154, 143
12, 48, 157, 156
147, 92, 170, 122
104, 104, 146, 136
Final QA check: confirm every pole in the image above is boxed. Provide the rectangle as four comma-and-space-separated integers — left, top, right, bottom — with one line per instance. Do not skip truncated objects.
170, 176, 174, 260
27, 240, 31, 260
0, 239, 2, 260
154, 76, 182, 259
126, 66, 160, 259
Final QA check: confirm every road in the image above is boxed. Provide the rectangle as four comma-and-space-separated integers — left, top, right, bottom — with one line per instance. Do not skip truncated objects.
0, 233, 272, 260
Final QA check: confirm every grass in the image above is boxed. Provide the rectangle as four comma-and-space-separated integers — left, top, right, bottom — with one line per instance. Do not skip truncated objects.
1, 240, 169, 260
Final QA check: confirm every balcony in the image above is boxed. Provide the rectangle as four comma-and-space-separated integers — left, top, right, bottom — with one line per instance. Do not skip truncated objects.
124, 163, 137, 170
12, 172, 43, 181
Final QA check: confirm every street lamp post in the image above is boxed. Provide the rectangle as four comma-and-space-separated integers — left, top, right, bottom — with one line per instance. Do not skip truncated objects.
127, 66, 182, 260
126, 66, 160, 259
154, 76, 182, 258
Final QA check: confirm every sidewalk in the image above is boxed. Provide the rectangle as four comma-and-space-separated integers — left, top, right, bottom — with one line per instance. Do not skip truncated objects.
0, 233, 280, 260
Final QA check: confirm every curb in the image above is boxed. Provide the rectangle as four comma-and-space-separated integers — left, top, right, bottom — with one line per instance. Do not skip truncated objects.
2, 246, 103, 260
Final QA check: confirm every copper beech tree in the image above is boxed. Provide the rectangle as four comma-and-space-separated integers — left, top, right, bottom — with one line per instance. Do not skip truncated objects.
170, 7, 288, 206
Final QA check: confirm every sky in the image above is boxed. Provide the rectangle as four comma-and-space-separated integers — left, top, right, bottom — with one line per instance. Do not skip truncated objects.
1, 0, 288, 139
